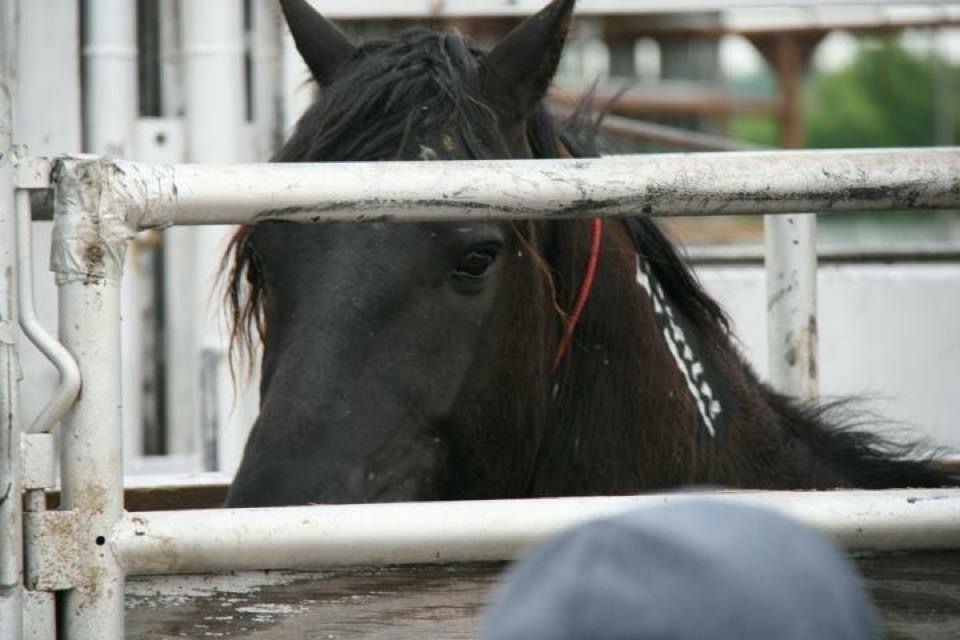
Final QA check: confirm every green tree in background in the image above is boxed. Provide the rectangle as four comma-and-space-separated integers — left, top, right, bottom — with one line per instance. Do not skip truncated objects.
734, 37, 960, 148
731, 37, 960, 243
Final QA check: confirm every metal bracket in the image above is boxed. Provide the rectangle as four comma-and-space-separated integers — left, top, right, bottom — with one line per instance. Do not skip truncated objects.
21, 433, 56, 490
22, 430, 84, 593
14, 155, 51, 190
23, 510, 81, 591
0, 319, 15, 345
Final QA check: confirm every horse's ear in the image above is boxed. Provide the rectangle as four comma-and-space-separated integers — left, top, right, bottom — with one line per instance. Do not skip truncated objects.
278, 0, 357, 86
481, 0, 576, 125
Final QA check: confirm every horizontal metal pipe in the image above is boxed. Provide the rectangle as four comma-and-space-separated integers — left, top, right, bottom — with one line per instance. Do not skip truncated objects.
55, 148, 960, 229
303, 0, 949, 19
550, 105, 761, 151
684, 242, 960, 265
116, 488, 960, 576
594, 111, 761, 151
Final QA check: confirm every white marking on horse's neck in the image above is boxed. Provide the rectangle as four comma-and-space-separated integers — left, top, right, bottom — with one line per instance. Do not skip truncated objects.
636, 257, 721, 437
418, 145, 438, 161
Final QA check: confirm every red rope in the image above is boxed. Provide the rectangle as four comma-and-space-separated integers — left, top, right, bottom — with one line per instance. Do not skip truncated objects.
551, 218, 604, 374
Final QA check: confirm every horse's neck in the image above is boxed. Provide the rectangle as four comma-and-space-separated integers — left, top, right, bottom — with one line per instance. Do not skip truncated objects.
533, 220, 828, 494
529, 223, 705, 493
633, 256, 730, 439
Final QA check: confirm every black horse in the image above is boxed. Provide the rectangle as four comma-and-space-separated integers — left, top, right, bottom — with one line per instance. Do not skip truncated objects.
222, 0, 951, 507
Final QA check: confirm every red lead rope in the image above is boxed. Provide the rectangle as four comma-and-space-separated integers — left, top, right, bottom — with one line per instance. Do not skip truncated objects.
551, 218, 604, 374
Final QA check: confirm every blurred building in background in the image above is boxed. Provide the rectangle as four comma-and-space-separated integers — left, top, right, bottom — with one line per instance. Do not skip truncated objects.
9, 1, 960, 481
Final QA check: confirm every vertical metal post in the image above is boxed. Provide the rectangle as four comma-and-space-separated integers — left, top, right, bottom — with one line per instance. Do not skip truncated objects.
157, 0, 184, 118
764, 34, 818, 399
181, 0, 245, 470
933, 27, 959, 244
218, 0, 276, 472
58, 276, 125, 640
0, 1, 23, 637
83, 0, 141, 469
22, 493, 54, 640
181, 0, 245, 161
251, 0, 281, 159
933, 28, 956, 148
13, 0, 82, 452
10, 3, 82, 636
84, 0, 137, 156
15, 183, 66, 640
54, 162, 126, 639
764, 215, 818, 398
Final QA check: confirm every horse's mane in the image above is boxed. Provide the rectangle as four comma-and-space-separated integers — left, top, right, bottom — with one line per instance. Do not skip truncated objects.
221, 27, 729, 374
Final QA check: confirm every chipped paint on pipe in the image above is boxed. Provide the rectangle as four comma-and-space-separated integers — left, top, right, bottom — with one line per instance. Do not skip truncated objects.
0, 3, 24, 637
115, 489, 960, 576
48, 148, 960, 229
765, 213, 819, 399
57, 276, 125, 640
53, 161, 126, 639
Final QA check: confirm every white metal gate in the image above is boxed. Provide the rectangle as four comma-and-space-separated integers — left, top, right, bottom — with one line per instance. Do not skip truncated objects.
1, 148, 959, 639
3, 2, 960, 639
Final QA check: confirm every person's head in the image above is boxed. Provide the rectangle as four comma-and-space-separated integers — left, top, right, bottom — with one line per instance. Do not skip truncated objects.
483, 500, 884, 640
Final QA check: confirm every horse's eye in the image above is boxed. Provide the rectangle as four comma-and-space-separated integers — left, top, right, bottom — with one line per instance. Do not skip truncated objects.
452, 247, 499, 285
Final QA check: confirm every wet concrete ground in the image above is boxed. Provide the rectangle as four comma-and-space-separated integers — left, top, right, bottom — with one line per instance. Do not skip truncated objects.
126, 565, 500, 639
126, 552, 960, 639
860, 553, 960, 640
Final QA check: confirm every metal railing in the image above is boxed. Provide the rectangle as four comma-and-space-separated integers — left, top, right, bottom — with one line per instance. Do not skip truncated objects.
47, 150, 958, 226
4, 147, 960, 640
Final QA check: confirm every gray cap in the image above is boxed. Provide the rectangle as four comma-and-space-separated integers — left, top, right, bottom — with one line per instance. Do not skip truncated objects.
482, 500, 884, 640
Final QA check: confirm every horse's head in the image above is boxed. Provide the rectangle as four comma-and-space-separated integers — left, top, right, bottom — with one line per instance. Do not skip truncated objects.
225, 0, 580, 506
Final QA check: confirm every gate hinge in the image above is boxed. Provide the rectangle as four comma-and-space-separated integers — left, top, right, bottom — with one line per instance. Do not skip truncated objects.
24, 510, 80, 591
0, 320, 16, 346
14, 155, 52, 190
21, 432, 57, 490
